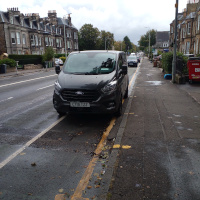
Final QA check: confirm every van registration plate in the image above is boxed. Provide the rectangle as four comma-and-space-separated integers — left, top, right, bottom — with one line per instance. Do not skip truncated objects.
70, 102, 90, 107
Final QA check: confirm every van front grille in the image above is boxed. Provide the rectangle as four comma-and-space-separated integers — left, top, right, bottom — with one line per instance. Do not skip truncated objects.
61, 89, 100, 102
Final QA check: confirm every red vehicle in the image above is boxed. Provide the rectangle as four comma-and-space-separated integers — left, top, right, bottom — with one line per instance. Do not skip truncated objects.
187, 57, 200, 83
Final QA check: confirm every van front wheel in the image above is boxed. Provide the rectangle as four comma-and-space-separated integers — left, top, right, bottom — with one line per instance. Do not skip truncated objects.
115, 96, 122, 117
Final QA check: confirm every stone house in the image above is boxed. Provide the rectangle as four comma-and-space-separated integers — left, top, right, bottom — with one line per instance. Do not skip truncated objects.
0, 8, 78, 55
169, 0, 200, 55
153, 31, 170, 55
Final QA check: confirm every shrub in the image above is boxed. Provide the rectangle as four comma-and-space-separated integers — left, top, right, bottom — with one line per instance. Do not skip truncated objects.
59, 57, 66, 63
55, 54, 65, 58
161, 52, 188, 74
0, 58, 16, 67
9, 55, 43, 65
43, 47, 55, 62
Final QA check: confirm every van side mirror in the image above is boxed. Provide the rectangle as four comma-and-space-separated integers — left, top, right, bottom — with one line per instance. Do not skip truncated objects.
121, 63, 128, 74
55, 65, 61, 74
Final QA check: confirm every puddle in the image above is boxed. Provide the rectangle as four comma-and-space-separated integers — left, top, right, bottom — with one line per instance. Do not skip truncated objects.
177, 126, 184, 130
173, 114, 182, 118
146, 81, 163, 86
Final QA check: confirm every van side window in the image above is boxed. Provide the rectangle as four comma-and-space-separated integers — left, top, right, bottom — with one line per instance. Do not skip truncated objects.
118, 55, 123, 68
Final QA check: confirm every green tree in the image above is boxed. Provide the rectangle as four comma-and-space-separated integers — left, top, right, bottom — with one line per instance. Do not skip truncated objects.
79, 24, 100, 50
43, 47, 54, 61
99, 30, 114, 50
138, 29, 156, 51
123, 36, 132, 52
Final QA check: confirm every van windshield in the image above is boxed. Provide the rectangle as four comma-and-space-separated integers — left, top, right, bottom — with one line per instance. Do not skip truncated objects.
63, 52, 116, 74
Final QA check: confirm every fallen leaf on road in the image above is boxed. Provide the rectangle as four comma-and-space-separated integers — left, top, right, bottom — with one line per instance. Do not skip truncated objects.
31, 162, 36, 166
87, 186, 92, 189
95, 185, 100, 188
59, 188, 64, 193
75, 171, 79, 174
20, 152, 26, 156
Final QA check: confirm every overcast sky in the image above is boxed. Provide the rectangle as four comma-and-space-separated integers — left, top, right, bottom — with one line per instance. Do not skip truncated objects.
0, 0, 190, 45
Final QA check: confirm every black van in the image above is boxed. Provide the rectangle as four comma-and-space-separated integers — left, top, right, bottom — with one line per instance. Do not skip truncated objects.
53, 50, 129, 116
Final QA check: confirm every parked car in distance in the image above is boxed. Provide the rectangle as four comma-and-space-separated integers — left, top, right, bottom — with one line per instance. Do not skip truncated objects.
137, 56, 141, 63
53, 50, 129, 116
127, 55, 138, 67
55, 58, 63, 65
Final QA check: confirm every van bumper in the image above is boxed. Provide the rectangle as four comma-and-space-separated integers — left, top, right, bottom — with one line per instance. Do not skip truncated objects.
53, 91, 120, 115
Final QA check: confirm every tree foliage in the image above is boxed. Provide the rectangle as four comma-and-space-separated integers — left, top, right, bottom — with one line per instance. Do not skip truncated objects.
78, 24, 100, 50
124, 36, 132, 51
43, 47, 55, 61
138, 29, 156, 51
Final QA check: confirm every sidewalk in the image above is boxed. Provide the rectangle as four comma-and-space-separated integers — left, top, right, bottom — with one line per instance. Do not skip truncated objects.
106, 57, 200, 200
0, 67, 54, 78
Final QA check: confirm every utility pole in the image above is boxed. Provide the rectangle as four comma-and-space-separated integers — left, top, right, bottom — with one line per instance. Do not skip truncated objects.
63, 16, 67, 57
172, 0, 178, 83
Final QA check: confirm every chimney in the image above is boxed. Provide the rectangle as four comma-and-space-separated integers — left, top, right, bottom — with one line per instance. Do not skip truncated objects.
68, 13, 71, 26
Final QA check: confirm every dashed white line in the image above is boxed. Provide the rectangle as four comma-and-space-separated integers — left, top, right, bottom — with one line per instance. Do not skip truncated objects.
0, 97, 13, 103
37, 84, 54, 91
0, 115, 66, 169
0, 74, 57, 88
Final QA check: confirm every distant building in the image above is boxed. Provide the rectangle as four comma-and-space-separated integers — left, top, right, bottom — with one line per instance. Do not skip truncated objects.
169, 0, 200, 55
0, 8, 78, 55
153, 31, 170, 55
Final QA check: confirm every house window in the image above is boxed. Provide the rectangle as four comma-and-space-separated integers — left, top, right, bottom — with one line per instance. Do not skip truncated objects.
74, 32, 78, 39
186, 41, 190, 54
16, 32, 21, 44
30, 21, 33, 29
18, 50, 22, 55
187, 22, 191, 34
171, 26, 173, 33
60, 28, 61, 35
35, 35, 38, 46
196, 39, 199, 54
22, 34, 26, 45
31, 35, 35, 46
39, 37, 41, 46
38, 23, 40, 30
10, 16, 14, 24
45, 37, 48, 46
198, 15, 200, 31
11, 32, 16, 44
67, 41, 70, 49
183, 28, 186, 38
13, 50, 17, 54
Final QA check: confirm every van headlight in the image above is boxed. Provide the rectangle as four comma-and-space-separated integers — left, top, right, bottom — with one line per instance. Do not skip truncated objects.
101, 80, 117, 93
55, 80, 61, 95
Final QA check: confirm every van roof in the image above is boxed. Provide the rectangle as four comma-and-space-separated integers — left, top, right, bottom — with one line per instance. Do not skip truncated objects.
70, 50, 125, 55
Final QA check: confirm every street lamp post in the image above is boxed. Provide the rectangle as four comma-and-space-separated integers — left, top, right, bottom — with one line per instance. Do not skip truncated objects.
63, 15, 67, 57
172, 0, 178, 83
145, 27, 150, 58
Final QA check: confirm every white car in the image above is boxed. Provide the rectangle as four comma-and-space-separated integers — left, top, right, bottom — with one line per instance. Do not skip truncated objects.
55, 58, 63, 65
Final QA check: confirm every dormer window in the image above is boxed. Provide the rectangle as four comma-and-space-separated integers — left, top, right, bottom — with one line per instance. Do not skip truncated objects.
10, 16, 14, 24
38, 23, 40, 30
30, 21, 33, 29
60, 28, 61, 35
21, 19, 24, 26
45, 25, 47, 31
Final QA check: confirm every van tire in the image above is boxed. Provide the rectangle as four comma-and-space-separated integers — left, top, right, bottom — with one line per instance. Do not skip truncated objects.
115, 96, 122, 117
57, 110, 66, 116
124, 86, 128, 99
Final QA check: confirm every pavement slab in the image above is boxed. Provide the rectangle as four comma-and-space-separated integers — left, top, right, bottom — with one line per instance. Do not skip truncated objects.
107, 57, 200, 200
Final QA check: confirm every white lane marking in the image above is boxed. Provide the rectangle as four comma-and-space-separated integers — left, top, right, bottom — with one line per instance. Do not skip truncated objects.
0, 74, 57, 88
0, 97, 13, 103
37, 84, 54, 91
0, 115, 66, 169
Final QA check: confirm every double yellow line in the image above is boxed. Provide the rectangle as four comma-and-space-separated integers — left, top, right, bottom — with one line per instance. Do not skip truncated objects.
55, 65, 140, 200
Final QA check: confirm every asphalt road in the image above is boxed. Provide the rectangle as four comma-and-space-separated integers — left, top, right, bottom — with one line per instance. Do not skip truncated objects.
0, 65, 138, 200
